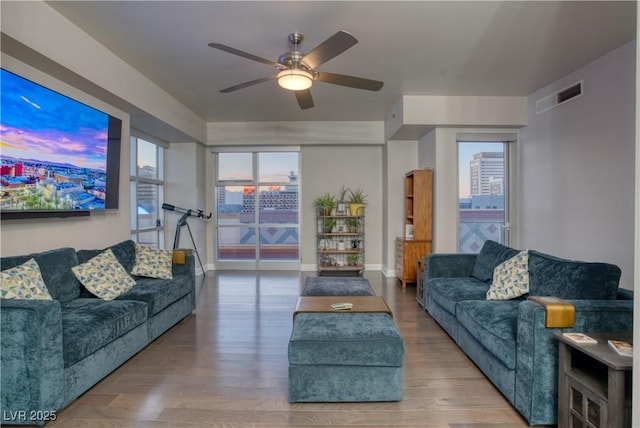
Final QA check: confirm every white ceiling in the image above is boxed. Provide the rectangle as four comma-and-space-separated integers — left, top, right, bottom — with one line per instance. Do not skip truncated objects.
48, 1, 635, 123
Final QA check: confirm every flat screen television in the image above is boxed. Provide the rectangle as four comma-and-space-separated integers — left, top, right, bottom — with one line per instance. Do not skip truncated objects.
0, 68, 122, 219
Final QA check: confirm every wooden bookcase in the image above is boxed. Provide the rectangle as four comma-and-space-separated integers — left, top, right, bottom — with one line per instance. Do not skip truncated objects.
396, 169, 433, 287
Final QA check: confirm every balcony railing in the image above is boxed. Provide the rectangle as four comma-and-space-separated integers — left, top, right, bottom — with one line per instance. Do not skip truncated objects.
459, 220, 505, 254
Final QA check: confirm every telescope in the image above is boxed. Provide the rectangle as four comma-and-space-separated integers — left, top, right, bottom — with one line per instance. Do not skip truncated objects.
162, 203, 211, 274
161, 203, 212, 219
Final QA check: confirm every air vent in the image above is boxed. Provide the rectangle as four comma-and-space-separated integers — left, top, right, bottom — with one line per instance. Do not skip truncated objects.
557, 83, 582, 103
536, 80, 583, 114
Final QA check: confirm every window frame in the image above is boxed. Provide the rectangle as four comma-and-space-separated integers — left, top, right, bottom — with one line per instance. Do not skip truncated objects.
130, 134, 166, 249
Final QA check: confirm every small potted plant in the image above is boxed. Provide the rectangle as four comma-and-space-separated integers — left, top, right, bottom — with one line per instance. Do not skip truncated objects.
346, 217, 361, 233
313, 193, 336, 216
322, 218, 336, 233
336, 185, 350, 215
347, 253, 360, 267
348, 188, 367, 216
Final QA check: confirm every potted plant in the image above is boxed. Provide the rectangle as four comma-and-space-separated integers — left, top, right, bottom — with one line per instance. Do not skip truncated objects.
347, 253, 360, 267
322, 218, 336, 233
348, 188, 367, 216
313, 193, 336, 216
336, 185, 350, 215
346, 217, 361, 233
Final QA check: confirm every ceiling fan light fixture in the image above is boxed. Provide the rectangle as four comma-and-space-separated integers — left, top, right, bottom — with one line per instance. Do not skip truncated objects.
277, 69, 313, 91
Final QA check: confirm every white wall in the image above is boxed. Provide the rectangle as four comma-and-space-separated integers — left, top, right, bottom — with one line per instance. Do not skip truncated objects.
383, 141, 419, 275
300, 145, 383, 271
165, 143, 208, 275
519, 41, 636, 289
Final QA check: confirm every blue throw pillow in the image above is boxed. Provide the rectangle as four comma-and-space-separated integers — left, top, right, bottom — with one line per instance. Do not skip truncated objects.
471, 240, 520, 283
527, 251, 620, 300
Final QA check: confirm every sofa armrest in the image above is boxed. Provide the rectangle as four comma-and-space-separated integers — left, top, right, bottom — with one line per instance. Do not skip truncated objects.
172, 253, 196, 310
514, 299, 633, 426
616, 287, 634, 300
425, 253, 477, 279
1, 299, 65, 425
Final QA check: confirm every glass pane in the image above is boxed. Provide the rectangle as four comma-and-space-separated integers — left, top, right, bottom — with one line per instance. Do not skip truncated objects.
219, 153, 253, 181
258, 152, 299, 182
458, 142, 506, 253
571, 386, 583, 415
216, 185, 254, 225
572, 414, 584, 428
137, 182, 158, 229
258, 185, 298, 224
130, 181, 137, 230
136, 231, 159, 248
218, 226, 255, 260
137, 139, 157, 179
587, 397, 601, 427
259, 227, 299, 260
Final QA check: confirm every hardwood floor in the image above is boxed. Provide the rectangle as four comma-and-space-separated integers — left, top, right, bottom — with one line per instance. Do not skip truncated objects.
48, 271, 530, 427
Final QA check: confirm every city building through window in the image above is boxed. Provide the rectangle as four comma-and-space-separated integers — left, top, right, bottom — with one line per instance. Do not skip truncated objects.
458, 142, 510, 253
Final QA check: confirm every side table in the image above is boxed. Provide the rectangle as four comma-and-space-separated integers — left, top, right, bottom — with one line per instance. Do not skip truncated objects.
555, 332, 633, 428
416, 259, 425, 308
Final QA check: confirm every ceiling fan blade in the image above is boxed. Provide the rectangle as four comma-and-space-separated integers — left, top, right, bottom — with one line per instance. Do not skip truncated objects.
295, 89, 314, 109
208, 43, 281, 68
315, 72, 384, 91
301, 30, 358, 70
219, 75, 276, 93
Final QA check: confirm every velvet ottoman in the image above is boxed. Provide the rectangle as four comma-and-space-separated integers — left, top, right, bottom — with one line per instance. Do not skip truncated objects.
288, 312, 404, 402
301, 276, 375, 296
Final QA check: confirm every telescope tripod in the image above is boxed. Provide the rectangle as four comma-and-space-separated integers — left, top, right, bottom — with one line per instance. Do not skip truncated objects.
173, 212, 206, 275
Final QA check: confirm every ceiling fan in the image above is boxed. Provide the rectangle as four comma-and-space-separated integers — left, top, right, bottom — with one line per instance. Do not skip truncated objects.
208, 30, 383, 110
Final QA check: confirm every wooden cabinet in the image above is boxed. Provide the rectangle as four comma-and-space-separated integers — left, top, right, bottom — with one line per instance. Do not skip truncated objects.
396, 238, 431, 287
556, 333, 633, 428
397, 169, 433, 287
316, 208, 364, 275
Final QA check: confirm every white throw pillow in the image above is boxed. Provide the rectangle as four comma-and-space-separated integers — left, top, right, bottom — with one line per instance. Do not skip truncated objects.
0, 258, 53, 300
72, 249, 136, 300
486, 250, 529, 300
131, 243, 173, 280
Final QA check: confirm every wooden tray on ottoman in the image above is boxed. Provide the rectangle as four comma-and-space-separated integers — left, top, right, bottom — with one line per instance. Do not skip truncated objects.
294, 296, 392, 318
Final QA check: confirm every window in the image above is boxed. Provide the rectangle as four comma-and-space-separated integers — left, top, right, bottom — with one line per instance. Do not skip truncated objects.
458, 141, 510, 253
214, 149, 299, 268
130, 136, 165, 248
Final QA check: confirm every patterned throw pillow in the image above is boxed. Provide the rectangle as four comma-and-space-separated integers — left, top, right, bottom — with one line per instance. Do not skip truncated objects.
486, 250, 530, 300
71, 249, 136, 300
131, 243, 173, 280
0, 258, 53, 300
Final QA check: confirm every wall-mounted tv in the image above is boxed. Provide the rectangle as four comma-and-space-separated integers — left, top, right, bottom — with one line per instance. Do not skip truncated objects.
0, 68, 122, 220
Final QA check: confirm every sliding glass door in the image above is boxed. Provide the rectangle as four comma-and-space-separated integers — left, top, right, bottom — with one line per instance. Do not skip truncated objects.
215, 150, 300, 269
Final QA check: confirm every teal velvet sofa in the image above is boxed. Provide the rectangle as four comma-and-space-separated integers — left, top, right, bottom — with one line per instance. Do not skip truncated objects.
423, 240, 633, 426
1, 240, 196, 426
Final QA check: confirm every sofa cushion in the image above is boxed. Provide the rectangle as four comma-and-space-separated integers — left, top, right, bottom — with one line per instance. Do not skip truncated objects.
72, 249, 136, 301
528, 251, 621, 300
118, 275, 192, 316
1, 247, 81, 302
471, 240, 520, 283
1, 259, 52, 300
429, 277, 489, 316
131, 244, 173, 280
60, 298, 148, 367
289, 313, 404, 367
456, 300, 520, 369
302, 277, 375, 296
486, 250, 530, 300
